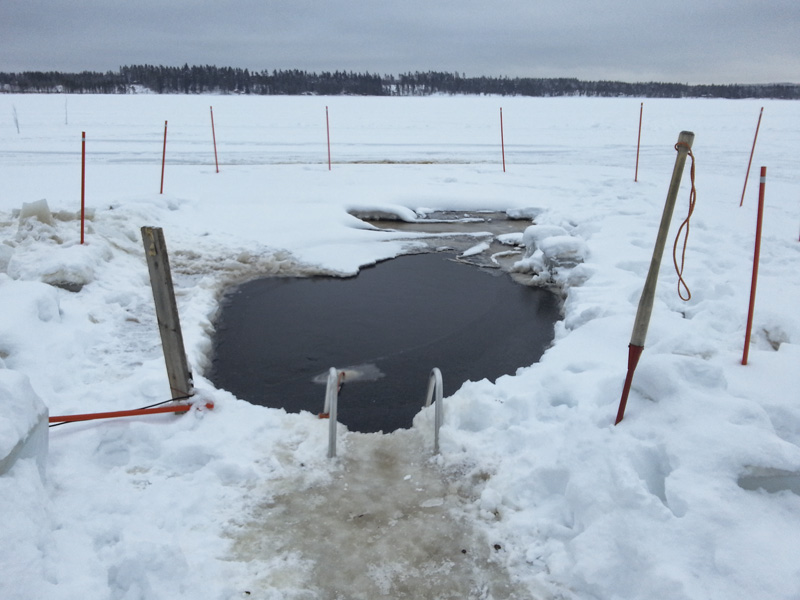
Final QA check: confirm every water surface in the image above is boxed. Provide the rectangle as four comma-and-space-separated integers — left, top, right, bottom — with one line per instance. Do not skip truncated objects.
209, 252, 559, 433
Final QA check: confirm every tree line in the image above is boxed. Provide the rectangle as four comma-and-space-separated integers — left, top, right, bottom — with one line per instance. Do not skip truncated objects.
1, 64, 798, 99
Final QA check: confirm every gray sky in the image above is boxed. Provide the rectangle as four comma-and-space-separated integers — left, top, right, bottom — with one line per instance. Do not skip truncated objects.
2, 0, 799, 84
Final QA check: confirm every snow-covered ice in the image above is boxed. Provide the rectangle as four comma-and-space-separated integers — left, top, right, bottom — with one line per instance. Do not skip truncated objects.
0, 94, 799, 599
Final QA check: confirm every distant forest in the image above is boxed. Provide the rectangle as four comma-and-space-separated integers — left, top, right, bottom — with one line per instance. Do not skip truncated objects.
1, 64, 798, 99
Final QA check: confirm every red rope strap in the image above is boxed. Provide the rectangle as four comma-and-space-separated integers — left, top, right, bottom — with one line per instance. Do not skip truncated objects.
672, 142, 696, 301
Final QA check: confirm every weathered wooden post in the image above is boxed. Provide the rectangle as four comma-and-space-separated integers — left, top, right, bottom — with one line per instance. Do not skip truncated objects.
615, 131, 694, 425
141, 226, 194, 400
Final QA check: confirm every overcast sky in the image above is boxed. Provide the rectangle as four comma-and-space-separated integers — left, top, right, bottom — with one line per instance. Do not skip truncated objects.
2, 0, 798, 84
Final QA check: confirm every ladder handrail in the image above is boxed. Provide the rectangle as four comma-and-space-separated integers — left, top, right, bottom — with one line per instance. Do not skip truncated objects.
323, 367, 342, 458
424, 367, 444, 454
322, 367, 441, 457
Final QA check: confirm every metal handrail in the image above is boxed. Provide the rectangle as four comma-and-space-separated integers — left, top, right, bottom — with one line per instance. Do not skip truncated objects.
424, 368, 444, 454
322, 368, 344, 458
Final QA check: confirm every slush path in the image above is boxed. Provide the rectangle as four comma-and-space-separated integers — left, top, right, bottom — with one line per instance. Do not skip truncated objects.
228, 427, 537, 599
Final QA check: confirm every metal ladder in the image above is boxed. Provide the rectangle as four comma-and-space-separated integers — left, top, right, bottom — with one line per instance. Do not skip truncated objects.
322, 367, 444, 458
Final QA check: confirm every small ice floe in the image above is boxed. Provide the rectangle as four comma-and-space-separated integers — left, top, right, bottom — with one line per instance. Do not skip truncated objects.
506, 206, 544, 220
419, 498, 445, 508
459, 241, 491, 258
490, 250, 522, 266
312, 363, 385, 384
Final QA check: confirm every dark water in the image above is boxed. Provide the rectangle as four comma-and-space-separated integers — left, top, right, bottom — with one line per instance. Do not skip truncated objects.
208, 252, 560, 433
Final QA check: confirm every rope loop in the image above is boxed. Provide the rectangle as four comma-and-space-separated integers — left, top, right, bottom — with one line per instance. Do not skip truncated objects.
672, 142, 696, 301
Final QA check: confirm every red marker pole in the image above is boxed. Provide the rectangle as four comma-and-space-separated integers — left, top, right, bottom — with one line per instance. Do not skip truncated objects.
210, 106, 219, 173
500, 107, 506, 172
81, 131, 86, 244
160, 120, 168, 194
740, 107, 763, 207
741, 166, 766, 365
635, 102, 643, 182
326, 106, 332, 170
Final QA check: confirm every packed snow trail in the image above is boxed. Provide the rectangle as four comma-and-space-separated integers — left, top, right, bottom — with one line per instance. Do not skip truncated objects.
226, 427, 540, 599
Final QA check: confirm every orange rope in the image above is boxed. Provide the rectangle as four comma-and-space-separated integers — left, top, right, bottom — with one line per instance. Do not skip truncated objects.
672, 142, 696, 301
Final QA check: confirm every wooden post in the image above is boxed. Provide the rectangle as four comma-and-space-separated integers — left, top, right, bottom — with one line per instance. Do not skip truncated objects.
615, 131, 694, 425
141, 227, 194, 399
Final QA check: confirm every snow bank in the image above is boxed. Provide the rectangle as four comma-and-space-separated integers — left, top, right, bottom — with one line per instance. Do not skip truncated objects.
0, 369, 48, 478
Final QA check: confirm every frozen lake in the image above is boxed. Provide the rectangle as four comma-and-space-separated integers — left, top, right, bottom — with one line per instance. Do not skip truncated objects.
1, 93, 798, 600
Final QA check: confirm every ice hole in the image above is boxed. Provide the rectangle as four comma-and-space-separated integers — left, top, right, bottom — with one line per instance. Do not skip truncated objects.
209, 252, 560, 433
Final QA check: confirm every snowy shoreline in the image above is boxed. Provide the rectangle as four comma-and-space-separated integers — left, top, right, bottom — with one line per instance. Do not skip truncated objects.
1, 94, 799, 599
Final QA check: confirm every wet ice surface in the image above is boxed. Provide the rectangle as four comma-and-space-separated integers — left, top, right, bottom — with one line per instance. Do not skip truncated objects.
228, 427, 537, 599
356, 210, 534, 274
209, 252, 560, 433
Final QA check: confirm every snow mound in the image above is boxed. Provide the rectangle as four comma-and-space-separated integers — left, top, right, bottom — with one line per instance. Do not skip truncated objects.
539, 235, 589, 268
514, 223, 588, 283
506, 206, 545, 220
5, 202, 110, 291
522, 224, 570, 250
0, 368, 48, 479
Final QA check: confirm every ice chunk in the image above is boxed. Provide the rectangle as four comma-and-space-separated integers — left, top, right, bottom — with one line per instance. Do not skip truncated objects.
18, 199, 53, 226
312, 363, 385, 384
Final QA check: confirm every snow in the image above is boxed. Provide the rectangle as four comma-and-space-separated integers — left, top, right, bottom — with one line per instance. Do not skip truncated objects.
1, 93, 799, 599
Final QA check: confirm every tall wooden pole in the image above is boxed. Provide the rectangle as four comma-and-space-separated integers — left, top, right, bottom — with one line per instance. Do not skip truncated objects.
615, 131, 694, 425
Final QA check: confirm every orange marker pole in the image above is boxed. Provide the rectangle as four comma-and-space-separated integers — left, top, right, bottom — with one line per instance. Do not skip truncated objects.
500, 107, 506, 172
740, 107, 763, 207
326, 106, 332, 170
49, 402, 214, 425
81, 131, 86, 244
210, 106, 219, 173
741, 167, 766, 365
160, 120, 168, 194
635, 102, 643, 182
